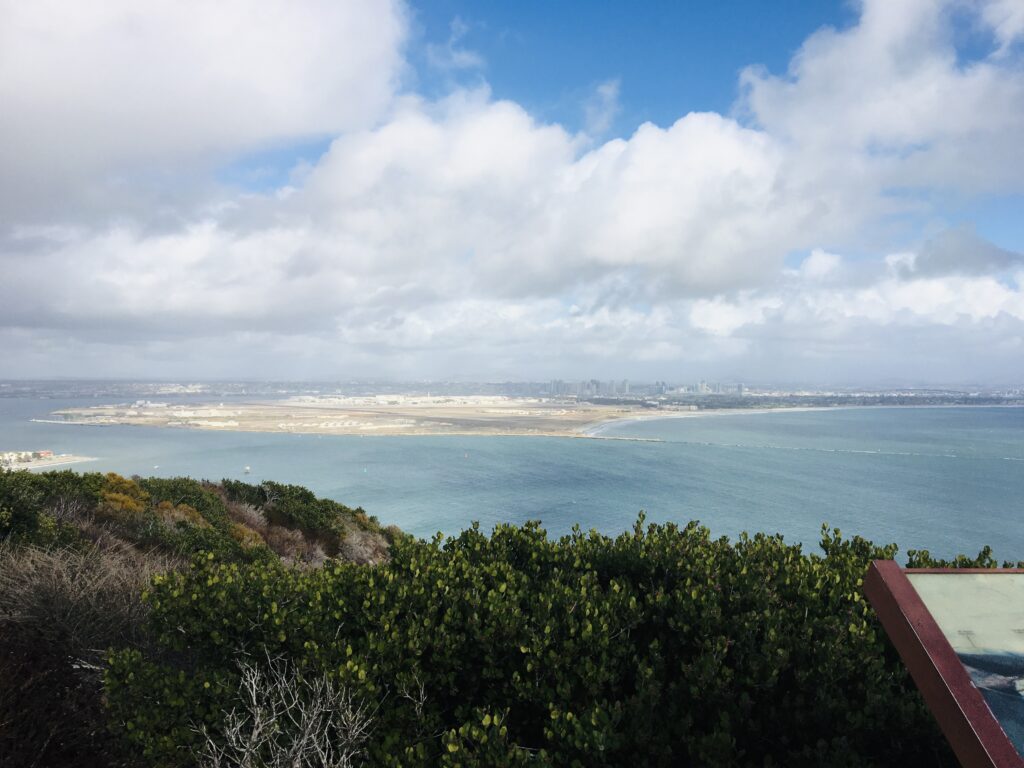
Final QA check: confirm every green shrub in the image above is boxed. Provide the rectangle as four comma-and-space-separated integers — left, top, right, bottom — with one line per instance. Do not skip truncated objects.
0, 470, 46, 540
35, 470, 106, 525
220, 478, 266, 509
107, 519, 962, 767
906, 544, 1024, 569
0, 470, 83, 547
139, 477, 232, 530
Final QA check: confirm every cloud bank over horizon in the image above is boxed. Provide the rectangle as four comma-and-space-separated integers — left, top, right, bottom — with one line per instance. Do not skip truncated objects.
1, 0, 1022, 385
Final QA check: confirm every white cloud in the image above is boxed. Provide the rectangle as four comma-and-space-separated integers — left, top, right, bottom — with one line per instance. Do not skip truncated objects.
739, 0, 1024, 216
690, 294, 784, 336
583, 79, 621, 137
0, 0, 408, 222
1, 0, 1023, 383
983, 0, 1024, 56
794, 249, 844, 282
426, 16, 484, 72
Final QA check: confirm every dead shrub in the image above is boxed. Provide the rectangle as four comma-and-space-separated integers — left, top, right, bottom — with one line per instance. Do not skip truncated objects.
263, 524, 305, 558
47, 494, 93, 526
337, 527, 390, 566
305, 541, 328, 568
263, 525, 326, 566
225, 500, 268, 532
193, 654, 373, 768
0, 542, 167, 767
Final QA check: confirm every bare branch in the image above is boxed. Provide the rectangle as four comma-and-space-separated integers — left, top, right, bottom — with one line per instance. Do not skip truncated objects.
192, 654, 373, 768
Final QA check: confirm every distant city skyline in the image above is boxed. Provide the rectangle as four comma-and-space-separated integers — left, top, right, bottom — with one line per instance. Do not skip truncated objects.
3, 377, 1022, 398
1, 0, 1022, 383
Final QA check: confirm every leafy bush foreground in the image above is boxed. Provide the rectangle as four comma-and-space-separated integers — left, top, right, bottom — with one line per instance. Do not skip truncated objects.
108, 517, 1011, 768
2, 468, 1015, 767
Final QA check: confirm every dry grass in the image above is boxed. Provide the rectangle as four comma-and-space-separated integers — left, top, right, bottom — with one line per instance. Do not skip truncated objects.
0, 542, 167, 767
229, 521, 266, 549
337, 526, 390, 565
155, 500, 209, 528
0, 541, 167, 652
225, 500, 268, 532
263, 525, 327, 567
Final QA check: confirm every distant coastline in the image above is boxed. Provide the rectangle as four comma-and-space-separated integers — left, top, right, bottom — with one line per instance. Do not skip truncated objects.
39, 397, 1024, 442
45, 396, 640, 440
581, 405, 844, 436
583, 402, 1024, 436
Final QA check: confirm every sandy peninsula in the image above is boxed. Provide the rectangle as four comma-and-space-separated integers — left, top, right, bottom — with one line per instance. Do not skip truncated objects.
49, 395, 658, 440
1, 453, 97, 471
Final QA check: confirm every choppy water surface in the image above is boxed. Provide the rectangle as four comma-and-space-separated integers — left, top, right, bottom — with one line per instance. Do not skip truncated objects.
1, 397, 1022, 559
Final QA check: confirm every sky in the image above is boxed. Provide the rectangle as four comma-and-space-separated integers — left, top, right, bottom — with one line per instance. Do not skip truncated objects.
0, 0, 1023, 386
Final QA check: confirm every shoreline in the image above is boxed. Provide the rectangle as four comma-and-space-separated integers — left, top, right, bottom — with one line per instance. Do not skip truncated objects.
44, 398, 639, 440
2, 455, 98, 472
37, 401, 1023, 442
582, 402, 1024, 436
582, 405, 851, 436
43, 417, 663, 442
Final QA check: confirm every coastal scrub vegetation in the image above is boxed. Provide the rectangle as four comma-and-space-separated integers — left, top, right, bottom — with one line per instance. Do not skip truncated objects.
1, 468, 1018, 767
0, 469, 391, 768
0, 469, 391, 565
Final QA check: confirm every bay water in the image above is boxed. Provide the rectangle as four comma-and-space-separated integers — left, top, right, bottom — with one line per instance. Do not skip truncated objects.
2, 396, 1022, 560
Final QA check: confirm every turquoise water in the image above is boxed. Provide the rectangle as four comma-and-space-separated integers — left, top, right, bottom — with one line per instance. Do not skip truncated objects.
1, 397, 1022, 559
